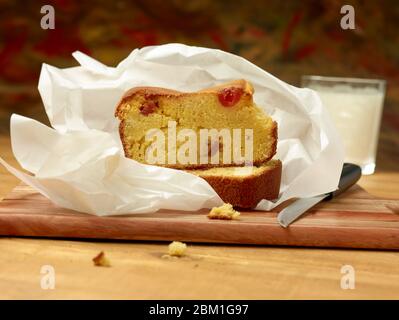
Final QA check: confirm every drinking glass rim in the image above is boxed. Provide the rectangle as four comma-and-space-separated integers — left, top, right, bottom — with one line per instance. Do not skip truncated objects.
302, 75, 386, 87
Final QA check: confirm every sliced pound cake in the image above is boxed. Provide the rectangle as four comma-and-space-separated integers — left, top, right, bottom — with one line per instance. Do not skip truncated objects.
187, 160, 282, 208
115, 80, 277, 169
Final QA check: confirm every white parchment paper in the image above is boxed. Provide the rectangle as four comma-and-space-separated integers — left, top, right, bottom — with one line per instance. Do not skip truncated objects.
0, 43, 344, 215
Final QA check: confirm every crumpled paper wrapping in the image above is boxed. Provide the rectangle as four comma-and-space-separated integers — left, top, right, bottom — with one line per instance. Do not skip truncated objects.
0, 43, 344, 215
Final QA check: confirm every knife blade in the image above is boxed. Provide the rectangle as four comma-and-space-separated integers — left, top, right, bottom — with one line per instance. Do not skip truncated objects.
277, 163, 362, 228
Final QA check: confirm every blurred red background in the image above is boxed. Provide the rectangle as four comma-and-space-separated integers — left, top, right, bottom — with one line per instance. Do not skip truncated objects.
0, 0, 398, 169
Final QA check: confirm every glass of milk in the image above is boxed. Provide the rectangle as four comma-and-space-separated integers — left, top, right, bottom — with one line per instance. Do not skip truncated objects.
302, 76, 386, 175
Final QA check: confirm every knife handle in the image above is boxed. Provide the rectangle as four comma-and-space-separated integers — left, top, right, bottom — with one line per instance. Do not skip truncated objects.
325, 163, 362, 200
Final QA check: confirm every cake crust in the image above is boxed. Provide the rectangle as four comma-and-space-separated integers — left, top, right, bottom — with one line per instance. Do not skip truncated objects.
187, 160, 282, 208
115, 80, 253, 116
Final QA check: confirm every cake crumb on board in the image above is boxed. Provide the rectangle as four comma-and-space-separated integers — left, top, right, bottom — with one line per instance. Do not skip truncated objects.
208, 203, 240, 220
162, 241, 187, 259
92, 251, 111, 267
168, 241, 187, 257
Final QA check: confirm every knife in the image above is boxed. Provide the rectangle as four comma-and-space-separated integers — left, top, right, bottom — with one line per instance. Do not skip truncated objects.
277, 163, 362, 228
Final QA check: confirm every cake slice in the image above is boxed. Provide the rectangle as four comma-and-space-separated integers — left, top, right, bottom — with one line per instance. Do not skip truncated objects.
187, 160, 282, 208
115, 80, 277, 169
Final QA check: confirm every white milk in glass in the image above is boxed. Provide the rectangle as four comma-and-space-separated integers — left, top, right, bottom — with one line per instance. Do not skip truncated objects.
302, 77, 385, 175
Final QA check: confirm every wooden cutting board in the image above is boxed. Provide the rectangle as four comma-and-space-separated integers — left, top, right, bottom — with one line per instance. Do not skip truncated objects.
0, 183, 398, 250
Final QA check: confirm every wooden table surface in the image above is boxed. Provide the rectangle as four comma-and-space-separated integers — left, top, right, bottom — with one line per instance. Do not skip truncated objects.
0, 135, 398, 299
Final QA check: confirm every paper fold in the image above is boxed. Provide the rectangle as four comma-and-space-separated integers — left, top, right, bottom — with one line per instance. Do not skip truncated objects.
1, 43, 344, 215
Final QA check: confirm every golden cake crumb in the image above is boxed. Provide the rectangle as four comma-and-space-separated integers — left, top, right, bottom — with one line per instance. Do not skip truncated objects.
92, 251, 111, 267
168, 241, 187, 257
208, 203, 240, 220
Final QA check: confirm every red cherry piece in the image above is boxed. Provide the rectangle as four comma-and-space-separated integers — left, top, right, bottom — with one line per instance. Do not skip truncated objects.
218, 87, 243, 107
139, 101, 158, 116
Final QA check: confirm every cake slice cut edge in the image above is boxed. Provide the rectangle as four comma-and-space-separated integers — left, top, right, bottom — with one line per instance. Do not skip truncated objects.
115, 80, 277, 169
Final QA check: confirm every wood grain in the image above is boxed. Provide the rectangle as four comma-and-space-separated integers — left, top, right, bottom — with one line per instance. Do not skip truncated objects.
1, 136, 399, 299
1, 237, 399, 300
0, 184, 398, 250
